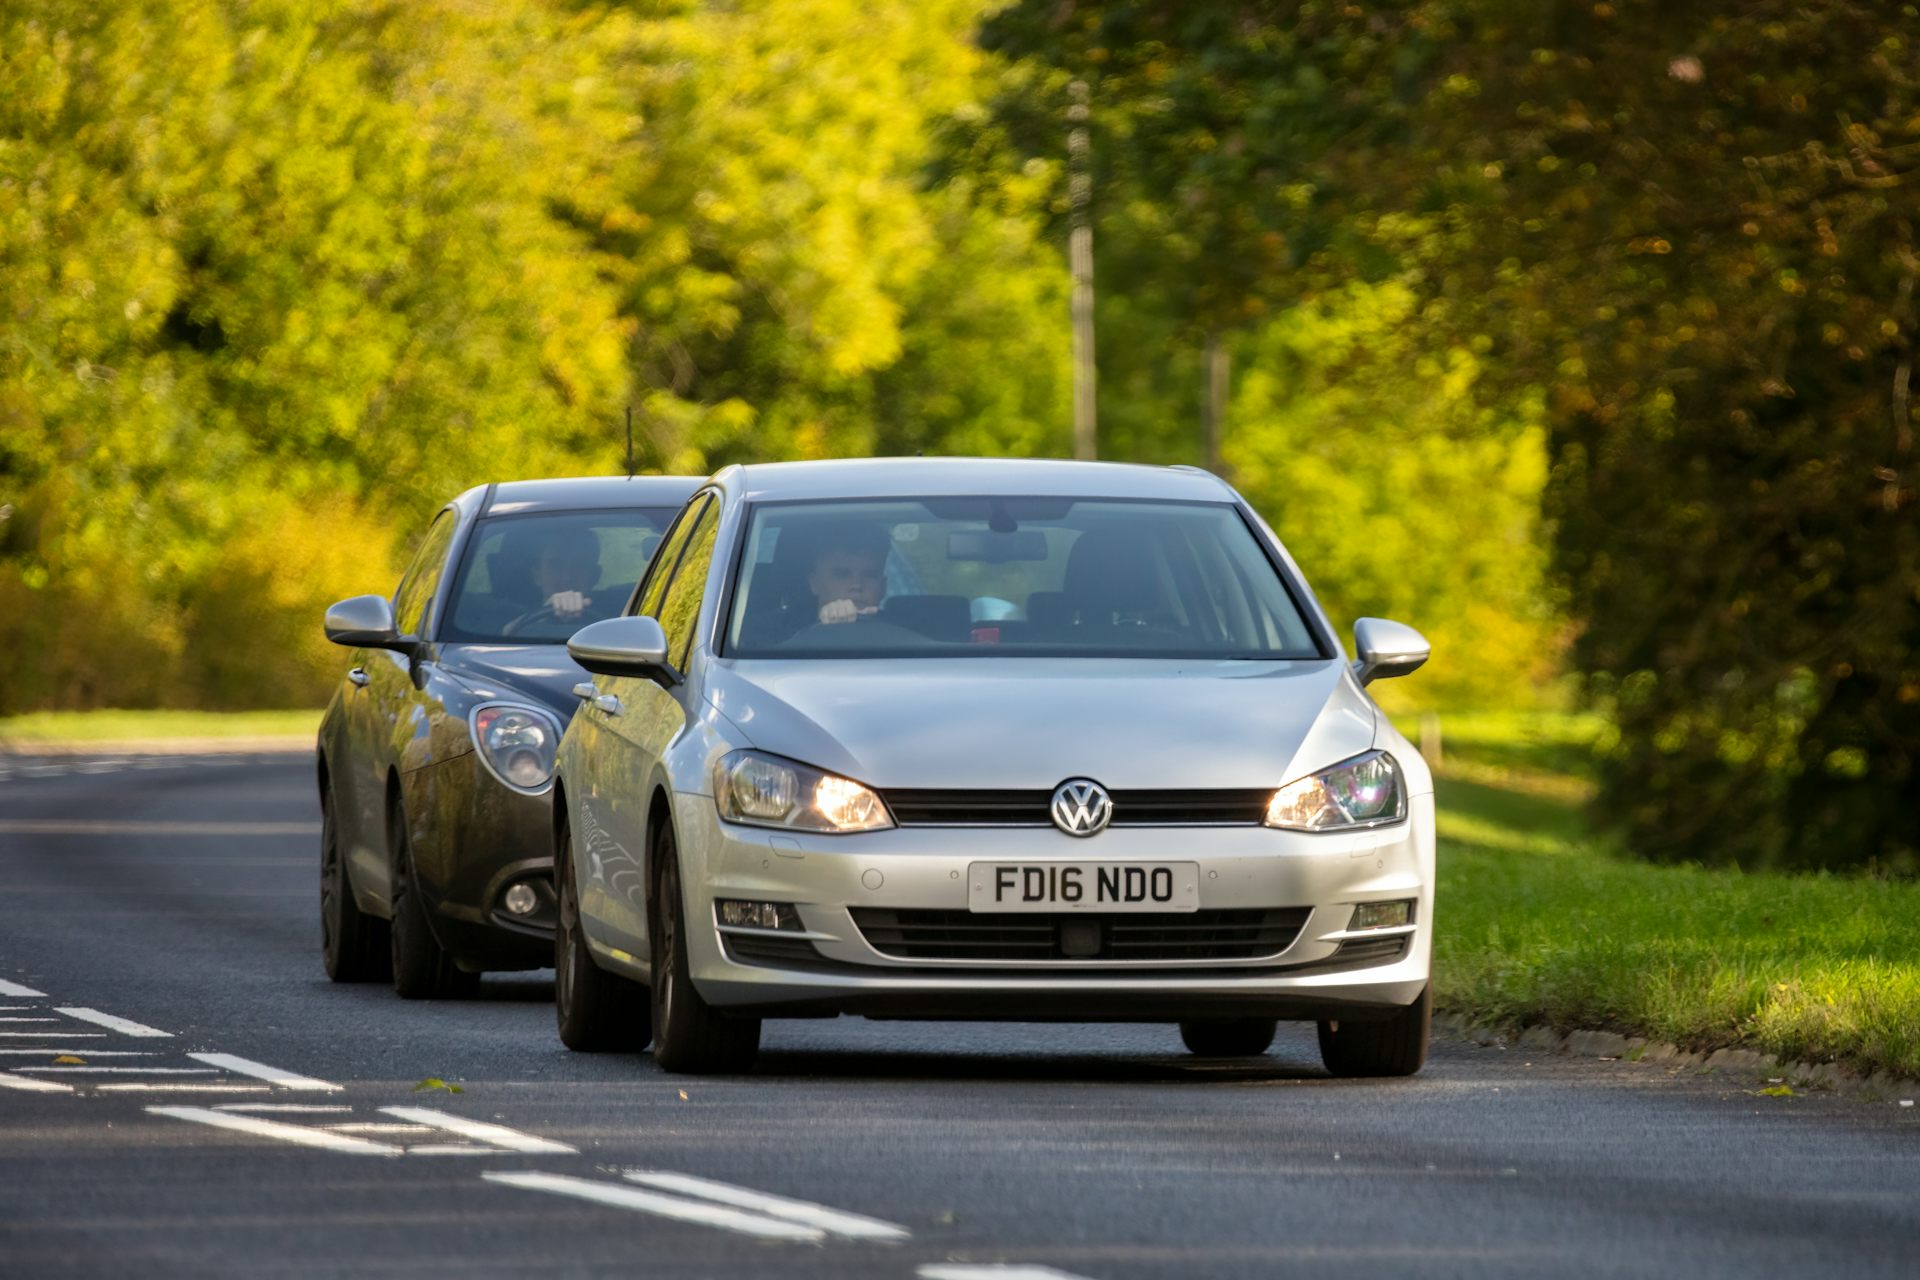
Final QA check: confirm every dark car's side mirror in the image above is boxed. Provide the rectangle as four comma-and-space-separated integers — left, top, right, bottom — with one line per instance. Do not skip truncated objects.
1351, 617, 1431, 686
568, 615, 679, 686
324, 594, 409, 650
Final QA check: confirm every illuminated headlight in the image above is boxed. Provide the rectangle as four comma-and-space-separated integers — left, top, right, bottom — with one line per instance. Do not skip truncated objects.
470, 703, 563, 793
713, 750, 893, 834
1265, 750, 1406, 831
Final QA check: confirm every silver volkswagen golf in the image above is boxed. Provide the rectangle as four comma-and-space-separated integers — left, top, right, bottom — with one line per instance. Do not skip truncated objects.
551, 458, 1435, 1076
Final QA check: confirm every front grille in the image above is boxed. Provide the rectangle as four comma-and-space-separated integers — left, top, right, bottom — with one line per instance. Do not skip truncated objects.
850, 907, 1310, 962
721, 933, 821, 967
882, 789, 1271, 827
1327, 936, 1407, 966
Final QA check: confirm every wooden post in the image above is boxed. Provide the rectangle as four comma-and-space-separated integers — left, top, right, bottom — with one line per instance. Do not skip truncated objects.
1068, 79, 1097, 460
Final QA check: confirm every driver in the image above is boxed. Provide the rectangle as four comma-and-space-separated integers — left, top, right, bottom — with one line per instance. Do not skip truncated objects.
805, 526, 888, 625
530, 529, 601, 620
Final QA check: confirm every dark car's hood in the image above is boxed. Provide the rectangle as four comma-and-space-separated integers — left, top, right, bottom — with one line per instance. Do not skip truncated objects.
439, 644, 583, 721
703, 657, 1376, 791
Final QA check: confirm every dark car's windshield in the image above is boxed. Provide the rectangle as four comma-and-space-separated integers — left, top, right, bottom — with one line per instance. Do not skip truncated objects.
724, 497, 1323, 659
439, 509, 677, 644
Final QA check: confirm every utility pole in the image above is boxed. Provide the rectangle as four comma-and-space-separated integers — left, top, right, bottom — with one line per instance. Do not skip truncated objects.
1203, 331, 1229, 475
1068, 79, 1097, 460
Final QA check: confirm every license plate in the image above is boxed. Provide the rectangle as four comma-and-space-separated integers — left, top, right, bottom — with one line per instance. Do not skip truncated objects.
967, 862, 1200, 913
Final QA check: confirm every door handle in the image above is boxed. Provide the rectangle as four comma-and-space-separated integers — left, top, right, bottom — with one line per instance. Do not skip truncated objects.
571, 682, 596, 701
348, 667, 371, 688
593, 694, 623, 717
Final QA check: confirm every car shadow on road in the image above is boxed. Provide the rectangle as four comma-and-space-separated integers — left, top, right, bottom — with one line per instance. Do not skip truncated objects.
749, 1046, 1331, 1085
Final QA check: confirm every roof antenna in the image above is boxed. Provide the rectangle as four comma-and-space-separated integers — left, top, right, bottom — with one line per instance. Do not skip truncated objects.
624, 405, 636, 479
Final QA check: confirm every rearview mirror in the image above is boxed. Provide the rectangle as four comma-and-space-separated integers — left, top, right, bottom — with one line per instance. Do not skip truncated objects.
324, 595, 404, 649
568, 615, 678, 686
1352, 617, 1430, 686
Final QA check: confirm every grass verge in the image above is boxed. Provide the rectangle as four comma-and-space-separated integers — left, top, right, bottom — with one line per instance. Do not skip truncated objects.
1426, 711, 1920, 1080
0, 709, 322, 746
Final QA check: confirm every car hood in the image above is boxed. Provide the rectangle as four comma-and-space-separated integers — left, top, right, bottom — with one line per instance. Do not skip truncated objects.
440, 644, 583, 721
703, 658, 1376, 791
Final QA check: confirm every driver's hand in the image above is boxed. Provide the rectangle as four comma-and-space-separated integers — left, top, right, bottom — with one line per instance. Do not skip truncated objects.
819, 599, 878, 625
547, 590, 591, 618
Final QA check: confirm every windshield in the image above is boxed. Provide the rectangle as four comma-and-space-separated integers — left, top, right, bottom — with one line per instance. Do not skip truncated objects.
439, 508, 678, 644
724, 497, 1323, 659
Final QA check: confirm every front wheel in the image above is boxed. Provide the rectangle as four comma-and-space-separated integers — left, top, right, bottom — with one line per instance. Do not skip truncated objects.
1179, 1018, 1277, 1057
649, 824, 760, 1075
1317, 984, 1431, 1078
555, 805, 651, 1052
321, 785, 390, 983
388, 798, 479, 1000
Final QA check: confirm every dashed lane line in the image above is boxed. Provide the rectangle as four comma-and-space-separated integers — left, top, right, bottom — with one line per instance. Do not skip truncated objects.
97, 1083, 273, 1094
0, 1049, 154, 1056
188, 1053, 342, 1092
378, 1107, 577, 1155
482, 1172, 827, 1242
55, 1008, 172, 1037
16, 1067, 219, 1074
0, 1074, 72, 1093
919, 1268, 1101, 1280
146, 1106, 402, 1157
625, 1171, 911, 1241
0, 981, 47, 998
0, 819, 320, 836
215, 1103, 352, 1114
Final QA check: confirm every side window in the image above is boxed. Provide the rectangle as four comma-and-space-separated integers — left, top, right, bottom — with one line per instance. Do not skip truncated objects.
655, 501, 721, 670
393, 511, 459, 637
632, 496, 710, 620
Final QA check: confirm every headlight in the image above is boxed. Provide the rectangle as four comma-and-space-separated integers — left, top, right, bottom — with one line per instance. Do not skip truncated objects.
713, 750, 893, 834
470, 703, 563, 793
1264, 750, 1405, 831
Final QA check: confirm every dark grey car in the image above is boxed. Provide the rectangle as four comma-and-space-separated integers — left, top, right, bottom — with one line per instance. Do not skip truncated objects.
316, 475, 699, 997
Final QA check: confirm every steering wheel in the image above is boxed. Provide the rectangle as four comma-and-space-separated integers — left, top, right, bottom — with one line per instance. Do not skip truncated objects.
501, 603, 565, 638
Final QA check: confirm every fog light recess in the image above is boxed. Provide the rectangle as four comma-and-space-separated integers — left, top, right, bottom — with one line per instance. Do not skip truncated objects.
503, 883, 540, 916
717, 900, 800, 931
1349, 899, 1414, 931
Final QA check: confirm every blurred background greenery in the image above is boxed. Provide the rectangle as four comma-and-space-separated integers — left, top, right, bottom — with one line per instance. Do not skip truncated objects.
2, 1, 1913, 873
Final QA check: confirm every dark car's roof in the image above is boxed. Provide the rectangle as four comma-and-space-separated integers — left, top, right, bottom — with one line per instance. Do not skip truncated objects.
473, 475, 701, 517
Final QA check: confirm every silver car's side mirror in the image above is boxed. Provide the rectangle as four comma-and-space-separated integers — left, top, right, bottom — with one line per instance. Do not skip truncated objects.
324, 594, 404, 649
1352, 617, 1430, 686
568, 615, 678, 686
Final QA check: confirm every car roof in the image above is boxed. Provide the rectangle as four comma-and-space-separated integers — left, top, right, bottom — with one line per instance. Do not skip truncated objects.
471, 475, 703, 517
717, 457, 1237, 504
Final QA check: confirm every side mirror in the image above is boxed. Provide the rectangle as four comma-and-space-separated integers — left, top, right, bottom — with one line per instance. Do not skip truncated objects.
1352, 617, 1430, 686
568, 615, 678, 686
325, 595, 405, 649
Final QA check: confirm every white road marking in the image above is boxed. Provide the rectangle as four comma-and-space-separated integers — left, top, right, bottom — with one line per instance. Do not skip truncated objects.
56, 1008, 172, 1038
378, 1107, 576, 1154
0, 1018, 57, 1023
97, 1083, 272, 1093
0, 820, 320, 835
0, 980, 47, 997
482, 1172, 826, 1241
327, 1123, 438, 1135
0, 1049, 153, 1056
17, 1067, 218, 1074
0, 1031, 105, 1038
625, 1171, 910, 1241
214, 1103, 353, 1114
187, 1053, 341, 1091
918, 1268, 1100, 1280
0, 1074, 73, 1093
146, 1106, 401, 1156
406, 1145, 500, 1156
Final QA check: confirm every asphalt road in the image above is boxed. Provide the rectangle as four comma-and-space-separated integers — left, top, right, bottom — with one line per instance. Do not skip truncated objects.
0, 753, 1914, 1279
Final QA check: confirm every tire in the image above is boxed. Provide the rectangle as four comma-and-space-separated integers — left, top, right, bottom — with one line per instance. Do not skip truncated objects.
1179, 1018, 1277, 1057
1317, 984, 1432, 1078
388, 797, 480, 1000
649, 823, 760, 1075
320, 785, 390, 983
555, 804, 651, 1052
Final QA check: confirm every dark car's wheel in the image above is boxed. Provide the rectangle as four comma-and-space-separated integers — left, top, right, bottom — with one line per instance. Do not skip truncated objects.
388, 798, 479, 1000
555, 805, 650, 1051
1317, 984, 1431, 1078
321, 785, 390, 983
1178, 1018, 1277, 1057
649, 822, 759, 1075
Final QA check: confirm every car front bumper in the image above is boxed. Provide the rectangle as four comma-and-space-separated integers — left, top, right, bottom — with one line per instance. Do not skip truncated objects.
670, 790, 1435, 1023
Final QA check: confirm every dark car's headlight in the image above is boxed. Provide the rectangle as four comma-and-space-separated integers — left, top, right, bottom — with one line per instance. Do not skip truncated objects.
713, 749, 893, 834
470, 703, 563, 793
1265, 750, 1406, 831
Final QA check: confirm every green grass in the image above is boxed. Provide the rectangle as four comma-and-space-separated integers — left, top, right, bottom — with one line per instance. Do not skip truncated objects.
1426, 711, 1920, 1080
0, 709, 322, 745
